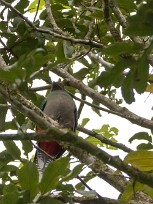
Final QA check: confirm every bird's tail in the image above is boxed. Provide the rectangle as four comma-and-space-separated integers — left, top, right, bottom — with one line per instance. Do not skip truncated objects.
34, 149, 55, 181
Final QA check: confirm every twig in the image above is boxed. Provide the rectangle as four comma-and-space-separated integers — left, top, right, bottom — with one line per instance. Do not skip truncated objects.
33, 0, 40, 22
77, 94, 86, 119
88, 52, 114, 68
78, 126, 132, 153
77, 175, 108, 204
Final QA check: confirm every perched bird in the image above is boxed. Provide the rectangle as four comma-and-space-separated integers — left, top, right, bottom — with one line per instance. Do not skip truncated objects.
34, 82, 77, 173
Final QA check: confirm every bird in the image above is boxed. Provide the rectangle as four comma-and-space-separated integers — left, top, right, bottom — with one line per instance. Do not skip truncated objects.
34, 81, 77, 174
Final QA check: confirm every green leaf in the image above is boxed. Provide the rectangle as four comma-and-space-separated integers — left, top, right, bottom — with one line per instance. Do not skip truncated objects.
3, 141, 21, 160
21, 141, 33, 157
28, 0, 44, 13
3, 183, 17, 195
1, 191, 19, 204
18, 161, 39, 200
76, 189, 97, 197
121, 69, 135, 104
39, 157, 69, 194
57, 183, 74, 193
56, 0, 70, 7
103, 42, 141, 55
125, 2, 153, 36
86, 136, 103, 146
56, 41, 66, 62
1, 164, 18, 173
63, 40, 74, 58
15, 0, 29, 13
63, 164, 84, 181
116, 0, 136, 12
134, 56, 149, 94
73, 68, 89, 80
97, 58, 134, 87
0, 150, 14, 164
137, 143, 153, 150
110, 127, 118, 135
0, 95, 7, 132
124, 150, 153, 171
80, 118, 90, 127
129, 132, 152, 143
120, 182, 143, 204
91, 100, 101, 116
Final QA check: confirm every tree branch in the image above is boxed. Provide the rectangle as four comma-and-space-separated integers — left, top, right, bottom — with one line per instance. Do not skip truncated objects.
44, 0, 66, 35
88, 52, 114, 68
0, 128, 153, 189
0, 0, 104, 49
103, 0, 121, 41
109, 0, 143, 45
0, 132, 128, 192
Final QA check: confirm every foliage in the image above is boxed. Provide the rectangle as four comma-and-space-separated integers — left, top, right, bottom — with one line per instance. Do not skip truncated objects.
0, 0, 153, 203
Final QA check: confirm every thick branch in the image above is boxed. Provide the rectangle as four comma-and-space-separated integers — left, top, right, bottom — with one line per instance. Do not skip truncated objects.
0, 129, 153, 189
0, 131, 127, 192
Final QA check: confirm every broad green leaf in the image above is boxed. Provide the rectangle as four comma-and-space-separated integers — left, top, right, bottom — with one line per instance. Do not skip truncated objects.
57, 183, 74, 193
0, 150, 14, 164
39, 157, 69, 194
3, 141, 21, 160
1, 165, 18, 173
3, 183, 17, 195
121, 69, 135, 104
21, 141, 33, 157
120, 182, 143, 204
73, 68, 89, 80
56, 41, 66, 62
97, 58, 134, 87
18, 161, 39, 200
15, 0, 29, 13
125, 2, 153, 36
124, 151, 153, 171
63, 164, 84, 181
129, 132, 152, 143
28, 0, 44, 13
137, 143, 153, 150
116, 0, 136, 12
86, 136, 103, 146
134, 56, 149, 93
1, 191, 19, 204
141, 184, 153, 199
56, 0, 70, 7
